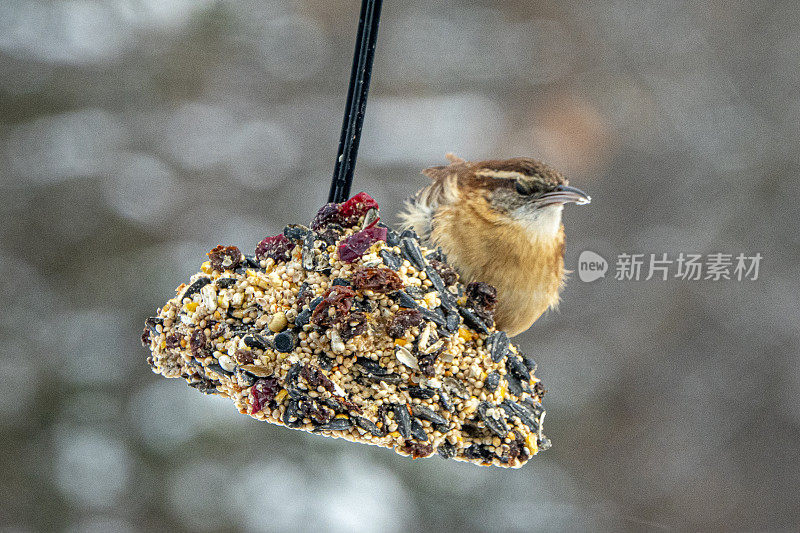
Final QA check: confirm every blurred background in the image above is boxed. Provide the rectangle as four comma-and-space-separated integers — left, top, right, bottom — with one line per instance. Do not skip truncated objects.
1, 0, 798, 531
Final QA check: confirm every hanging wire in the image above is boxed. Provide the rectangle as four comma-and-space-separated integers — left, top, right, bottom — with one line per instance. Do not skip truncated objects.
328, 0, 384, 203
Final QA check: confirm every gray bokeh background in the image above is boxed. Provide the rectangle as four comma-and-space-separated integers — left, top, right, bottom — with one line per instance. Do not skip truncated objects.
1, 1, 798, 531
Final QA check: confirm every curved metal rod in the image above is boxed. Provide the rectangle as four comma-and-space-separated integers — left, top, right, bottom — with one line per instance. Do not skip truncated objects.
328, 0, 383, 203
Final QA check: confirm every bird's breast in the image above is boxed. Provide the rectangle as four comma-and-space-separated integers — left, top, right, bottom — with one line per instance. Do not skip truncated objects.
431, 198, 565, 336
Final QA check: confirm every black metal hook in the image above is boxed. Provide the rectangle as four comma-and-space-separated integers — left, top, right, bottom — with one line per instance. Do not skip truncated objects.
328, 0, 383, 204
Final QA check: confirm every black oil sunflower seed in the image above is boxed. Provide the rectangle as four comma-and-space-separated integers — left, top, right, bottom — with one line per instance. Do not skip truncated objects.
410, 418, 428, 441
506, 355, 530, 380
283, 224, 310, 241
407, 386, 436, 400
392, 404, 412, 439
411, 405, 448, 426
314, 417, 353, 432
458, 307, 489, 334
243, 333, 270, 350
478, 401, 509, 438
400, 238, 426, 270
182, 277, 210, 299
379, 249, 402, 270
354, 416, 383, 436
487, 331, 509, 362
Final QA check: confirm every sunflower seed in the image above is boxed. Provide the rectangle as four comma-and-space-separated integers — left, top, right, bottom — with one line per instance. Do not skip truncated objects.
391, 290, 418, 309
478, 401, 509, 437
379, 249, 402, 270
411, 405, 447, 426
408, 386, 436, 399
314, 417, 353, 431
356, 357, 389, 376
506, 355, 530, 381
458, 307, 489, 334
500, 400, 539, 431
410, 418, 428, 441
354, 416, 383, 436
392, 404, 412, 439
400, 238, 426, 270
395, 345, 419, 370
487, 331, 509, 362
274, 330, 297, 353
182, 277, 210, 300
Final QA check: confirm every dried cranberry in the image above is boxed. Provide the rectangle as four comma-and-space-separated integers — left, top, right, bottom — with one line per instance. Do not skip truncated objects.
312, 203, 344, 230
387, 309, 423, 338
338, 192, 379, 225
400, 441, 434, 458
338, 226, 387, 263
165, 333, 181, 349
430, 259, 458, 286
189, 330, 208, 357
250, 377, 281, 414
465, 281, 497, 322
311, 286, 356, 327
340, 311, 367, 340
207, 245, 242, 271
255, 234, 293, 262
233, 349, 254, 365
140, 329, 151, 347
301, 364, 337, 393
352, 266, 404, 293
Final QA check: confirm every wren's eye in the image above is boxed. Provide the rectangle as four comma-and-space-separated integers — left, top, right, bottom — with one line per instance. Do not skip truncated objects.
515, 180, 535, 196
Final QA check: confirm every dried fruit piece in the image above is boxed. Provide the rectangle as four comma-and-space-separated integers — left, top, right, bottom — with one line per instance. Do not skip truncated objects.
465, 281, 497, 322
233, 349, 254, 365
189, 330, 208, 357
165, 333, 181, 349
250, 377, 280, 413
311, 286, 356, 327
338, 192, 379, 224
255, 234, 293, 262
387, 309, 423, 338
207, 245, 243, 271
337, 226, 388, 263
312, 203, 344, 230
352, 266, 404, 293
400, 441, 434, 458
340, 311, 367, 341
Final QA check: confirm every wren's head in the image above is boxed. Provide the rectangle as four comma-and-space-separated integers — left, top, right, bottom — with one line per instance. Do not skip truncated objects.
459, 157, 590, 240
402, 154, 590, 336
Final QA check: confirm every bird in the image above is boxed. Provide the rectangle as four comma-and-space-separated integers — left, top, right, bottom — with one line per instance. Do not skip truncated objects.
400, 154, 590, 337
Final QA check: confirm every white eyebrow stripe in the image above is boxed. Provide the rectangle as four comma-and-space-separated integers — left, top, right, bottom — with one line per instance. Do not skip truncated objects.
473, 170, 527, 180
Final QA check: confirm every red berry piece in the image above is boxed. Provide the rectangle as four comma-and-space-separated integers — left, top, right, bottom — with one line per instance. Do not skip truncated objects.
255, 234, 293, 262
337, 226, 387, 263
338, 192, 379, 224
311, 286, 356, 327
250, 377, 281, 414
352, 266, 404, 293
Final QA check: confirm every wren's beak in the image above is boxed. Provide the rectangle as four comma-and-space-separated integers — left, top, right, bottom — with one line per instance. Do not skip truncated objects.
535, 184, 591, 207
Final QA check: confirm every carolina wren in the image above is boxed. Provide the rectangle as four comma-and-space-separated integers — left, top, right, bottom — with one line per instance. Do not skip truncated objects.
400, 154, 590, 337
